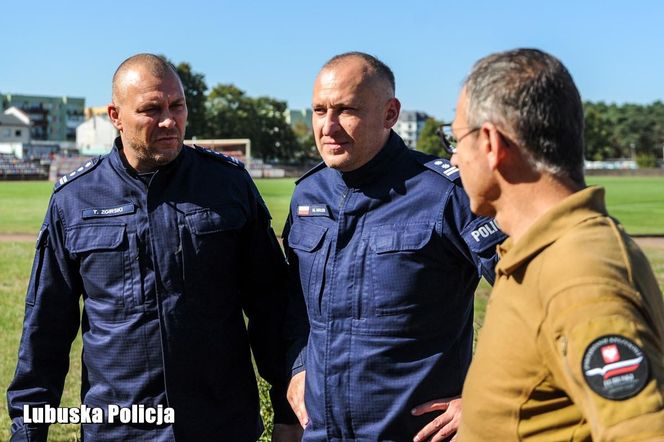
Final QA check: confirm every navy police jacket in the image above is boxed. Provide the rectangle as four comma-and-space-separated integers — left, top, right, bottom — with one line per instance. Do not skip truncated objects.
7, 138, 293, 441
283, 132, 505, 441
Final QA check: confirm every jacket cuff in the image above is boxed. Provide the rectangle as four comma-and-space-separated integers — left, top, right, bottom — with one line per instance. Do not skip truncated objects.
10, 420, 49, 442
287, 339, 307, 377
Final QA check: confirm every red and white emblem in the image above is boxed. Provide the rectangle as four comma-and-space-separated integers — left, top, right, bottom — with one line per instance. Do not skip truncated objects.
297, 205, 310, 216
601, 344, 620, 364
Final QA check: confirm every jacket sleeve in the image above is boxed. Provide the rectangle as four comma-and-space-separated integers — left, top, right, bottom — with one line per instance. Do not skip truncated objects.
540, 283, 664, 440
238, 181, 298, 424
281, 209, 310, 378
6, 197, 81, 442
442, 184, 506, 284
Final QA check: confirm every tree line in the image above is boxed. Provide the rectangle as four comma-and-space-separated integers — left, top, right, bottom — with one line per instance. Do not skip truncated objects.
171, 57, 664, 166
417, 101, 664, 167
171, 59, 313, 163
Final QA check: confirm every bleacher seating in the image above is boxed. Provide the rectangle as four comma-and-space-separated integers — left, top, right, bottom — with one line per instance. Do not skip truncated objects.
48, 155, 96, 181
0, 153, 48, 180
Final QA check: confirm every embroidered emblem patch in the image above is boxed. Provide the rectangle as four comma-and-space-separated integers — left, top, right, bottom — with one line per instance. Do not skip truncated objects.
297, 204, 329, 217
582, 335, 649, 400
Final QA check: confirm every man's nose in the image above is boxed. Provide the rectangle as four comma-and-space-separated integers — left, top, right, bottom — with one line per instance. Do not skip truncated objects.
450, 153, 459, 167
159, 113, 176, 129
322, 110, 340, 136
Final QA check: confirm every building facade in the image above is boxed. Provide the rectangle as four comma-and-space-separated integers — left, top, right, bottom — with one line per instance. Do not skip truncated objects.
76, 116, 118, 156
285, 108, 313, 132
0, 107, 31, 144
85, 106, 110, 120
394, 111, 429, 148
1, 93, 85, 142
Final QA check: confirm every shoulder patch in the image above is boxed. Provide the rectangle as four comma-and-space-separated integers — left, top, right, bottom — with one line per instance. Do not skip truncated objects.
421, 158, 461, 182
54, 157, 101, 192
295, 161, 327, 184
193, 144, 244, 168
461, 217, 505, 253
582, 334, 649, 400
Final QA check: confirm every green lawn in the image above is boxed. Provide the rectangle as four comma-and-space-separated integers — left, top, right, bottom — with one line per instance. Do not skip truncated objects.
1, 176, 662, 235
254, 179, 295, 235
586, 176, 664, 234
1, 175, 663, 441
0, 182, 52, 234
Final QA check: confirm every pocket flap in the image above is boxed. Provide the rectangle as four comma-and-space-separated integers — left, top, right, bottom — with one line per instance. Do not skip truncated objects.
66, 224, 126, 253
371, 223, 434, 254
288, 223, 327, 252
185, 205, 247, 235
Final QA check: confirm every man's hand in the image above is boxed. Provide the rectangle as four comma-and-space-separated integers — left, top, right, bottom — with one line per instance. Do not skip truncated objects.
287, 371, 308, 429
411, 396, 461, 442
271, 423, 303, 442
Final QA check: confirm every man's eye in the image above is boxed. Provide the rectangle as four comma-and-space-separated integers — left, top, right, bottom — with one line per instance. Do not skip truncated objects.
313, 107, 326, 115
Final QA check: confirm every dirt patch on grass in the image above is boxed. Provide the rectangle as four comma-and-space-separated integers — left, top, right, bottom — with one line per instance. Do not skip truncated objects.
634, 236, 664, 249
0, 233, 36, 242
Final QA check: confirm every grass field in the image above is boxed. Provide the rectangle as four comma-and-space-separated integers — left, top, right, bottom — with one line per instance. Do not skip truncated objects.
1, 176, 662, 237
0, 176, 663, 441
586, 176, 664, 234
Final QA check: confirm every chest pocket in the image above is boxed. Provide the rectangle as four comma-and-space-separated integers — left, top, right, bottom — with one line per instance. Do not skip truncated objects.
185, 204, 246, 256
185, 205, 247, 236
287, 222, 329, 322
182, 205, 247, 297
66, 223, 139, 318
369, 223, 441, 316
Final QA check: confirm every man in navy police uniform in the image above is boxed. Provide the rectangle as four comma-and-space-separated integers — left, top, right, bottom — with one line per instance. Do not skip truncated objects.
7, 54, 300, 441
283, 52, 505, 441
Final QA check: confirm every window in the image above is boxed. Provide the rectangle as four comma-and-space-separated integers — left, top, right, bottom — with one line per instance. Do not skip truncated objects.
15, 130, 22, 137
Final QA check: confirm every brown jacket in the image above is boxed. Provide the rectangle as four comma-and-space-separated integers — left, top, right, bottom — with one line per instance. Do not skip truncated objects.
460, 187, 664, 441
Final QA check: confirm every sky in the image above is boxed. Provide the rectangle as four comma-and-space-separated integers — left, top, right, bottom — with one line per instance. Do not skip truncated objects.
2, 0, 663, 121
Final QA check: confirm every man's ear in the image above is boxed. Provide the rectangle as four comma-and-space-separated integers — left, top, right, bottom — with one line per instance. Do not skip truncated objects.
108, 103, 122, 131
384, 98, 401, 128
482, 122, 509, 171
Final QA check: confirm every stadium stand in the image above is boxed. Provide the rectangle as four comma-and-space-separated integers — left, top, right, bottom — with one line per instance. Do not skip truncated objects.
48, 155, 96, 182
0, 153, 48, 180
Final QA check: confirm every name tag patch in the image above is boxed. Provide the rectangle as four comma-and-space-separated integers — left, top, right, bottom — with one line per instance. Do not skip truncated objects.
82, 203, 136, 219
297, 204, 329, 217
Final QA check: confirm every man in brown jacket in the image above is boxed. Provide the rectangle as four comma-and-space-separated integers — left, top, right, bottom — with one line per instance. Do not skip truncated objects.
444, 48, 664, 441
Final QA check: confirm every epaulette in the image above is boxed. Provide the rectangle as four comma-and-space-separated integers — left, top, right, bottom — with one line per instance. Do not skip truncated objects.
420, 157, 461, 183
193, 144, 244, 168
54, 156, 102, 192
295, 161, 327, 184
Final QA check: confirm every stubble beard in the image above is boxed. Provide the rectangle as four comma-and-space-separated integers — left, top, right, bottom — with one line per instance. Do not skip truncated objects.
123, 135, 183, 172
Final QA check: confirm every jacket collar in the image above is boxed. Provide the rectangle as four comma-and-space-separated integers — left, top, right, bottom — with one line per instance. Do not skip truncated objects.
339, 130, 406, 188
496, 186, 609, 277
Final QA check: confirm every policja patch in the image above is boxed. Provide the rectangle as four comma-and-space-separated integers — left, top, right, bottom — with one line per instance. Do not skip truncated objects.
582, 334, 649, 400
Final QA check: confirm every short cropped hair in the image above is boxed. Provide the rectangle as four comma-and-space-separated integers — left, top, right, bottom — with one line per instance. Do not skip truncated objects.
322, 51, 395, 95
464, 48, 585, 185
112, 53, 182, 103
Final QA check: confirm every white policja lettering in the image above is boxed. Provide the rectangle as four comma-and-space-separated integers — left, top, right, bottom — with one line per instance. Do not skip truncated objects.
107, 404, 174, 425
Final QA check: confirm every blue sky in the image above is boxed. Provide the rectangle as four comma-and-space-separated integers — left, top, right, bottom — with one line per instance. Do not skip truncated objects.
3, 0, 663, 121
